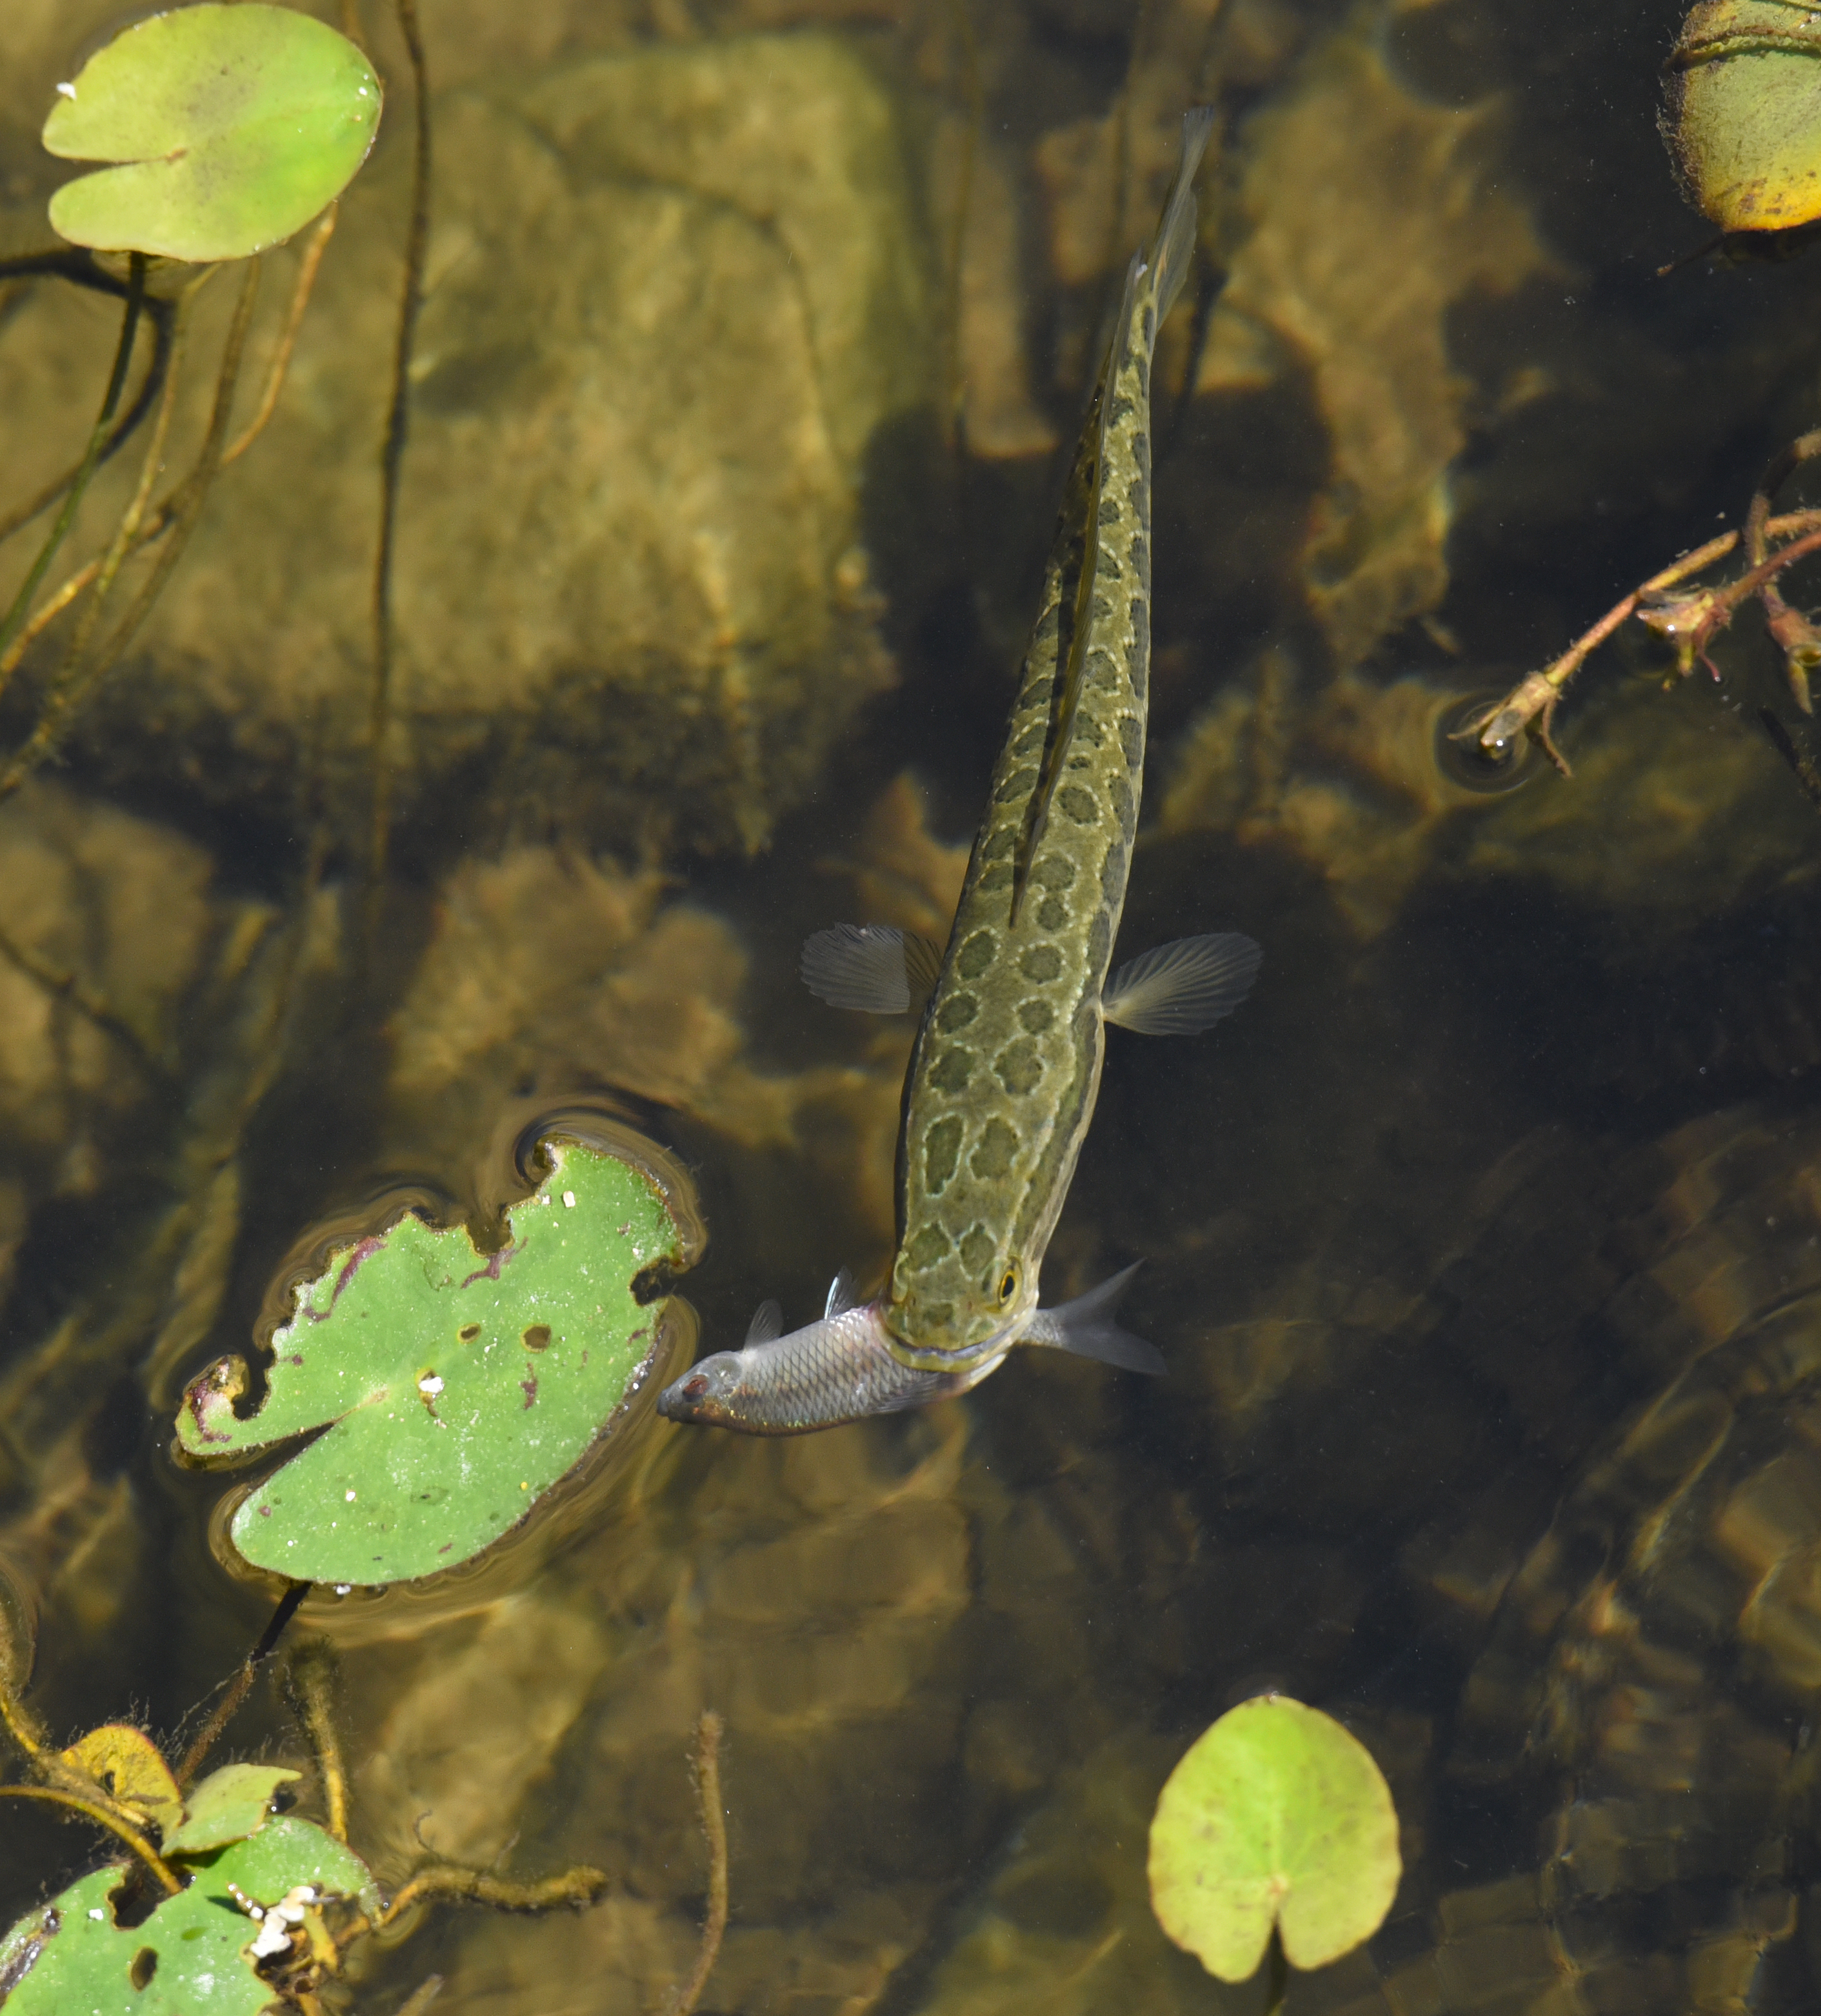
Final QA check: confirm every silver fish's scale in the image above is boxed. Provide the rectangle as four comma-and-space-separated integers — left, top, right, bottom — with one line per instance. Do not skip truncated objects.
886, 131, 1205, 1373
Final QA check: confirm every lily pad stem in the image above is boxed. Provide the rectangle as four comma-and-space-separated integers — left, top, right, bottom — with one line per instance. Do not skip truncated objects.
0, 1785, 182, 1895
284, 1641, 350, 1842
1263, 1924, 1287, 2016
175, 1578, 311, 1788
377, 1861, 609, 1927
368, 0, 433, 905
0, 255, 261, 803
0, 252, 145, 673
668, 1710, 730, 2016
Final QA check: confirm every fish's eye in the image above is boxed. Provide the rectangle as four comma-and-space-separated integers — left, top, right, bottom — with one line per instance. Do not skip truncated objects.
997, 1266, 1019, 1305
681, 1374, 709, 1401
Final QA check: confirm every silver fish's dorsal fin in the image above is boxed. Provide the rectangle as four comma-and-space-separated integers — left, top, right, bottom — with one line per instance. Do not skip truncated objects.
1102, 932, 1262, 1035
800, 924, 943, 1014
745, 1299, 784, 1345
1021, 1263, 1164, 1374
824, 1267, 861, 1319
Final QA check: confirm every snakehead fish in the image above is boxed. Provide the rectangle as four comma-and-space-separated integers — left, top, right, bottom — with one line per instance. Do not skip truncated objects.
660, 108, 1259, 1435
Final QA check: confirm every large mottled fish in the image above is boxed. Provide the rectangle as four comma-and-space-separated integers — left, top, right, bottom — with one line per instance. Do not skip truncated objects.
660, 108, 1259, 1435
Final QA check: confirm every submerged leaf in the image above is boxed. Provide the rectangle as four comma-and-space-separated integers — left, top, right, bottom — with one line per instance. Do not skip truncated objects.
0, 1815, 374, 2014
1148, 1694, 1400, 1982
162, 1763, 300, 1855
59, 1724, 183, 1842
1667, 2, 1821, 232
176, 1136, 688, 1586
43, 4, 381, 262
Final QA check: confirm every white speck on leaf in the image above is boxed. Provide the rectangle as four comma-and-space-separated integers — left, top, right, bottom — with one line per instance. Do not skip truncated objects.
563, 1191, 576, 1208
56, 81, 76, 98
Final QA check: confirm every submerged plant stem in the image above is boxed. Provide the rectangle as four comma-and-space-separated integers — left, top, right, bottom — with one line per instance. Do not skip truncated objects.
0, 258, 262, 803
0, 223, 335, 695
378, 1862, 609, 1927
175, 1577, 311, 1788
285, 1641, 350, 1842
0, 253, 146, 673
369, 0, 433, 902
669, 1710, 729, 2016
0, 1786, 182, 1895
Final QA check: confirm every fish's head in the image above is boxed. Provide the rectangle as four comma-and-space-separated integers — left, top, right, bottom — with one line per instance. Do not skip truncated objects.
656, 1350, 750, 1427
884, 1242, 1040, 1371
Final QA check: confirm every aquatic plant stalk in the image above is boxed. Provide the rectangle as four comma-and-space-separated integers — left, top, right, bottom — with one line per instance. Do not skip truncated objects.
368, 0, 433, 898
0, 1785, 182, 1895
284, 1642, 350, 1843
174, 1577, 311, 1788
0, 253, 145, 672
377, 1862, 610, 1927
0, 256, 262, 801
0, 211, 338, 692
669, 1711, 729, 2016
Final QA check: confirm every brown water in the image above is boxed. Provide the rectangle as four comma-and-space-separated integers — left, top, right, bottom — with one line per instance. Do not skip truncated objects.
5, 1, 1821, 2010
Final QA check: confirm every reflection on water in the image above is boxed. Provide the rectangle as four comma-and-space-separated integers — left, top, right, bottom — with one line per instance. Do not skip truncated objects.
4, 0, 1821, 2009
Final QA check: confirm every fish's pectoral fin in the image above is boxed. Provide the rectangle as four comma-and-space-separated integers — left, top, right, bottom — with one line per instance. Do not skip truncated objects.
1024, 1262, 1165, 1375
824, 1267, 861, 1320
1102, 932, 1261, 1035
745, 1299, 783, 1345
800, 923, 942, 1013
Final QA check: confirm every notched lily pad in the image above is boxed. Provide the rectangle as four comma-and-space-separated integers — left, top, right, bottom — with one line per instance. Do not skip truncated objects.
162, 1763, 300, 1855
1148, 1694, 1401, 1982
0, 1814, 374, 2014
1667, 1, 1821, 232
176, 1136, 689, 1587
44, 3, 382, 263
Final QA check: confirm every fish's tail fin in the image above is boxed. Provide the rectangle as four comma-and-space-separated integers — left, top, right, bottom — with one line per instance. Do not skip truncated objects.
1025, 1262, 1166, 1375
1149, 107, 1218, 325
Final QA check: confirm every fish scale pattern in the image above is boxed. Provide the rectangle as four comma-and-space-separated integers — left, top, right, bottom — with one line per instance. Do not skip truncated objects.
887, 265, 1163, 1366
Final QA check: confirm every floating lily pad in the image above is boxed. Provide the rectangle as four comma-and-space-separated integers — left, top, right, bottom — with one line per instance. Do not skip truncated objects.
59, 1724, 183, 1842
0, 1815, 375, 2014
1667, 2, 1821, 232
177, 1136, 687, 1587
44, 4, 382, 263
1148, 1695, 1401, 1982
162, 1763, 300, 1855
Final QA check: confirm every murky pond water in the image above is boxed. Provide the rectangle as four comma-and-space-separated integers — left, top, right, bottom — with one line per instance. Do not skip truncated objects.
4, 0, 1821, 2009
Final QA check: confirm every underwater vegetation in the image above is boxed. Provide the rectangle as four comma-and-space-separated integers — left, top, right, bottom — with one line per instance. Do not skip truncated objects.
6, 0, 1821, 2010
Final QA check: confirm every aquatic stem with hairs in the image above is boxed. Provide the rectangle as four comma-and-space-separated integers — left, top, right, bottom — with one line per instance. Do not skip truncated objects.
668, 1710, 730, 2016
174, 1577, 311, 1788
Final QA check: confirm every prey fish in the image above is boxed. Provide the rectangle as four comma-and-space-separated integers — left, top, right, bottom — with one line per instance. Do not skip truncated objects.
660, 108, 1259, 1435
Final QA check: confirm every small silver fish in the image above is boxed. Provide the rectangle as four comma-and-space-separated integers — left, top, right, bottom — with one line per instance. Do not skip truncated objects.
660, 108, 1258, 1436
658, 1267, 1156, 1435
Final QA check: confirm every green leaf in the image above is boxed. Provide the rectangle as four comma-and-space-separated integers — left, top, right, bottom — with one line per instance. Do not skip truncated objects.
43, 3, 382, 263
177, 1137, 687, 1587
163, 1763, 300, 1855
1667, 2, 1821, 232
1147, 1695, 1401, 1982
0, 1815, 375, 2014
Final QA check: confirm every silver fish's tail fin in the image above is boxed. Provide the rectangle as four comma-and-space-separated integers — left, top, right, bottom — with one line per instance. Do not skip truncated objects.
1150, 107, 1217, 325
1025, 1262, 1165, 1375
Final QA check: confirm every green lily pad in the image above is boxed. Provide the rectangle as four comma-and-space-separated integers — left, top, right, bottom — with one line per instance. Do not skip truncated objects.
43, 4, 381, 263
162, 1764, 300, 1855
1667, 2, 1821, 232
0, 1815, 376, 2014
176, 1136, 687, 1587
1147, 1695, 1401, 1982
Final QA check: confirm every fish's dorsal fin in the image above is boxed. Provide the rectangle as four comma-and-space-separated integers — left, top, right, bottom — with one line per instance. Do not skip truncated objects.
1022, 1262, 1164, 1374
800, 924, 943, 1014
1102, 932, 1261, 1035
824, 1268, 861, 1319
745, 1299, 784, 1345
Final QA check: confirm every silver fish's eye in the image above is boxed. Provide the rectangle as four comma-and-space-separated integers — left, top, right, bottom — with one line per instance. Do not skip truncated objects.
681, 1374, 709, 1401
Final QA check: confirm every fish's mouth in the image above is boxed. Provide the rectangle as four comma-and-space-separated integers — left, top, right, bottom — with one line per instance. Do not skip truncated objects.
883, 1316, 1022, 1376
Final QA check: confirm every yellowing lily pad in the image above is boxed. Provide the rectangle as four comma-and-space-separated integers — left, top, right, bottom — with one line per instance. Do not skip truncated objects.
59, 1724, 183, 1842
44, 4, 382, 263
162, 1763, 300, 1855
176, 1135, 688, 1587
1667, 2, 1821, 232
1148, 1695, 1400, 1982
